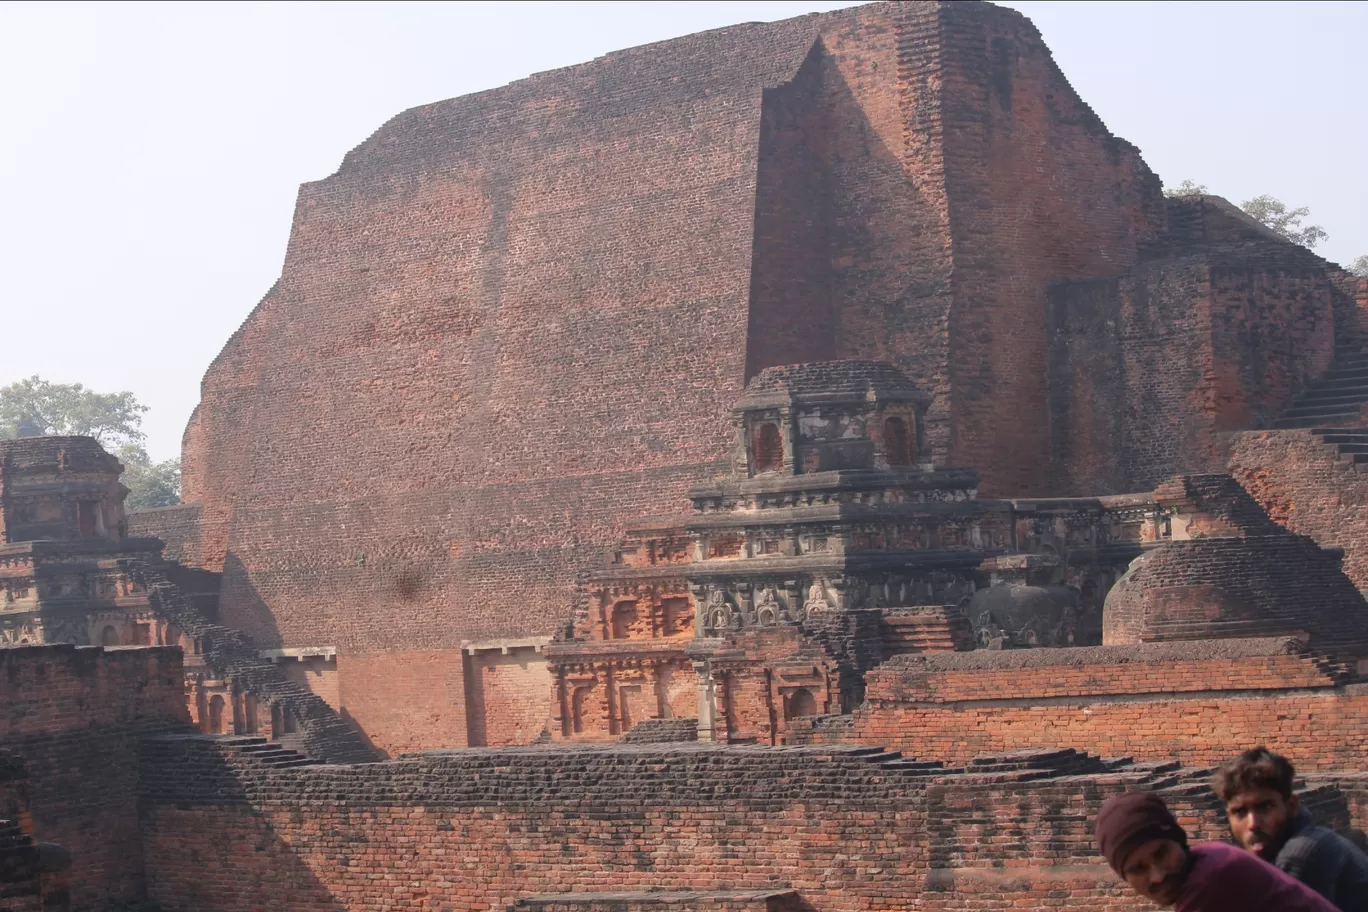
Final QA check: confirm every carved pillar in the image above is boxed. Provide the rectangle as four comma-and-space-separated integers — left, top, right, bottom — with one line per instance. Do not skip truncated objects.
550, 668, 567, 739
692, 658, 717, 742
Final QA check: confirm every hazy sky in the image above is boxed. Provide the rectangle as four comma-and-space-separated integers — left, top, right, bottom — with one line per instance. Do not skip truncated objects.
2, 1, 1364, 462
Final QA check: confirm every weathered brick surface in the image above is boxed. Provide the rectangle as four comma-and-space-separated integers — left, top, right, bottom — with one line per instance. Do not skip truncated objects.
936, 3, 1165, 496
1229, 429, 1368, 592
1046, 198, 1341, 495
127, 503, 204, 567
466, 649, 554, 747
794, 639, 1368, 769
0, 645, 188, 909
1102, 535, 1368, 660
135, 738, 1361, 912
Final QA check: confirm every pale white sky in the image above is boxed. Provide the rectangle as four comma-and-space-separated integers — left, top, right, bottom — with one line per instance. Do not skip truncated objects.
2, 1, 1364, 462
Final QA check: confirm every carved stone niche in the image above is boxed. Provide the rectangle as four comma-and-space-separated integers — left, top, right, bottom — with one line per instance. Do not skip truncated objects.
754, 587, 784, 627
696, 586, 738, 636
805, 578, 832, 613
0, 622, 41, 645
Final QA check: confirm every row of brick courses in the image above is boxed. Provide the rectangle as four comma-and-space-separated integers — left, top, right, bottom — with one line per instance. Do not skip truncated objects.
790, 639, 1368, 769
1044, 196, 1346, 496
127, 503, 205, 567
138, 737, 1336, 912
936, 1, 1165, 496
1228, 429, 1368, 592
1103, 534, 1368, 661
0, 645, 189, 909
819, 692, 1368, 771
863, 638, 1344, 704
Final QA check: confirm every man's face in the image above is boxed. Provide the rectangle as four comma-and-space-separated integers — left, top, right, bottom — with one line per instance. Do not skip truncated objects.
1226, 788, 1297, 860
1121, 837, 1188, 908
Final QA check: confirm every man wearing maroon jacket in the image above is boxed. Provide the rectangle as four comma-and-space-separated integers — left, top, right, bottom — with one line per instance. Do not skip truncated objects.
1096, 790, 1340, 912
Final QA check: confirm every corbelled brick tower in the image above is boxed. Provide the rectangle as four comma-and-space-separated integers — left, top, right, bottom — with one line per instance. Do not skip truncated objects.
141, 1, 1362, 753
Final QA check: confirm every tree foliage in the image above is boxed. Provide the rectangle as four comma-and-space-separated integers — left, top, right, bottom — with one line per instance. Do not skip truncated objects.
0, 376, 179, 510
1164, 181, 1331, 251
0, 376, 147, 444
117, 444, 182, 511
1164, 179, 1209, 198
1351, 255, 1368, 278
1239, 195, 1328, 249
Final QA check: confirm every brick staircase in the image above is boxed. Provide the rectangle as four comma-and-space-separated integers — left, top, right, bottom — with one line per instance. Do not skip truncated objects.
847, 745, 956, 775
1273, 348, 1368, 428
218, 736, 319, 769
1305, 428, 1368, 474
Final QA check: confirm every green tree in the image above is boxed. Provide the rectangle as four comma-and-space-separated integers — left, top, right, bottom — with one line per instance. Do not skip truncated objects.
118, 443, 182, 510
0, 376, 179, 509
0, 376, 147, 444
1239, 194, 1328, 249
1351, 255, 1368, 277
1164, 179, 1209, 198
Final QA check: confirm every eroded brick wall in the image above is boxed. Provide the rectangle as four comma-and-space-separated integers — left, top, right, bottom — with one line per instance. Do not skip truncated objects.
1046, 208, 1340, 496
797, 641, 1368, 769
1047, 261, 1214, 493
279, 657, 340, 710
1229, 429, 1368, 592
0, 645, 189, 908
128, 503, 205, 567
938, 2, 1165, 495
139, 739, 1251, 912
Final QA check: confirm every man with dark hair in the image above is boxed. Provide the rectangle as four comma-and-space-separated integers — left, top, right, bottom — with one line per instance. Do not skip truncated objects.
1096, 790, 1337, 911
1213, 747, 1368, 912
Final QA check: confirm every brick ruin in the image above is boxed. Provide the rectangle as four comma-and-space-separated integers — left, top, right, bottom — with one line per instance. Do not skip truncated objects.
6, 0, 1368, 909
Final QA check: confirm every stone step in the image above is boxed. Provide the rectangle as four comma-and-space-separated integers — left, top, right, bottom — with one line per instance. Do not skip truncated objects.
1277, 411, 1365, 427
1299, 386, 1368, 403
864, 751, 904, 763
844, 745, 893, 757
1276, 415, 1361, 428
1321, 367, 1368, 381
1284, 400, 1368, 417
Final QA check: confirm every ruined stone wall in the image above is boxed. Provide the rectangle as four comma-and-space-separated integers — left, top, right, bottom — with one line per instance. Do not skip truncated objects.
138, 738, 1248, 912
127, 503, 204, 567
938, 2, 1165, 496
1045, 206, 1341, 496
1047, 261, 1215, 493
793, 640, 1368, 769
0, 645, 189, 908
1102, 537, 1368, 660
1206, 267, 1336, 429
1229, 430, 1368, 592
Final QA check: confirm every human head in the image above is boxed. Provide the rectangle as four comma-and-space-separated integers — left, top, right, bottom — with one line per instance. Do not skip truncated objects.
1096, 791, 1191, 908
1212, 747, 1300, 861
